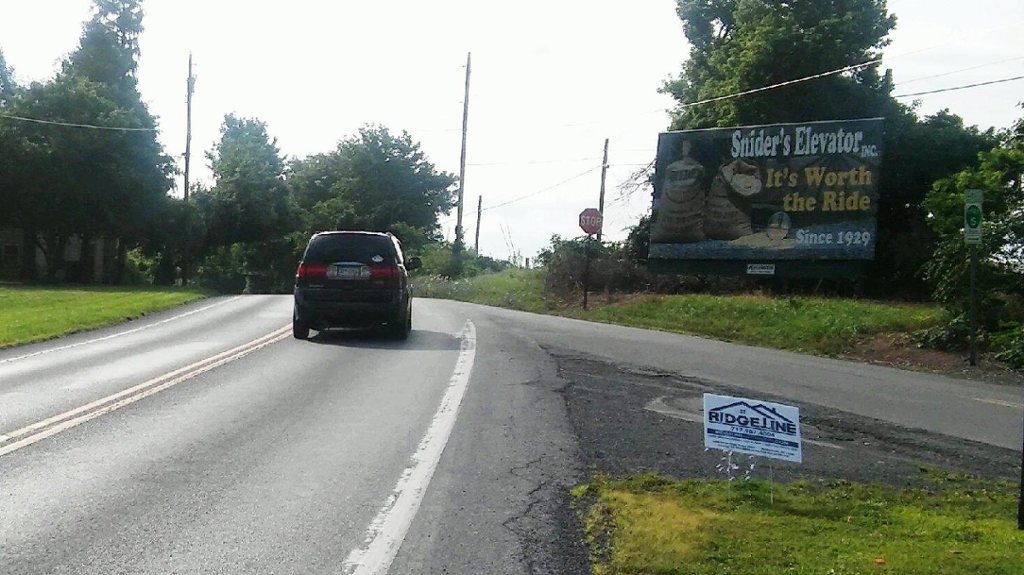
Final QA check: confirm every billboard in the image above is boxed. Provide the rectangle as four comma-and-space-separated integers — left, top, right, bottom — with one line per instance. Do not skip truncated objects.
649, 118, 883, 275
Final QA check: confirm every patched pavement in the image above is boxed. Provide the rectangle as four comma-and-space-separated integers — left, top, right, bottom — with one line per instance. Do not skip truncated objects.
550, 350, 1021, 486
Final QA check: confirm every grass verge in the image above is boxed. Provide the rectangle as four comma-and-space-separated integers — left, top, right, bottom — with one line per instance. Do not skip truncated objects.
413, 269, 944, 356
574, 473, 1022, 575
579, 293, 943, 355
0, 284, 207, 348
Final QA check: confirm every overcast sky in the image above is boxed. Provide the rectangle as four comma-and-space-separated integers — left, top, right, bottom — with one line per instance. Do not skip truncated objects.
2, 0, 1023, 260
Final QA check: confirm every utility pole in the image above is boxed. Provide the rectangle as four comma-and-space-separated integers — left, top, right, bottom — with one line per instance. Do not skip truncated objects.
597, 138, 609, 241
184, 53, 195, 202
474, 195, 482, 253
454, 52, 472, 264
182, 53, 195, 285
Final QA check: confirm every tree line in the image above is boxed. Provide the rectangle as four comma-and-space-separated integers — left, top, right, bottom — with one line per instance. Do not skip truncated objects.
0, 0, 461, 292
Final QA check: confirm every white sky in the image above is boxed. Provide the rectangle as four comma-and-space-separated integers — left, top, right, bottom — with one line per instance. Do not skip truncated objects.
2, 0, 1023, 260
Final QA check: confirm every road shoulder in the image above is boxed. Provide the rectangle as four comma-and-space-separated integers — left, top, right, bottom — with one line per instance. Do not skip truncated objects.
389, 308, 590, 574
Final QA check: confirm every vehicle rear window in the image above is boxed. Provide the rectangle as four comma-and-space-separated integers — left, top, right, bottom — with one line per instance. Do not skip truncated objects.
303, 235, 396, 265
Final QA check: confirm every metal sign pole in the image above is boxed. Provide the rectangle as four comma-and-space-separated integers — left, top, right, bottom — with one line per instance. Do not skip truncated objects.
964, 189, 983, 367
583, 236, 591, 311
1019, 421, 1023, 529
969, 245, 977, 366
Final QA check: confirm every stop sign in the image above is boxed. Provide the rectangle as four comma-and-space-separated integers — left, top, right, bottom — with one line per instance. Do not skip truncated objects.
579, 208, 603, 235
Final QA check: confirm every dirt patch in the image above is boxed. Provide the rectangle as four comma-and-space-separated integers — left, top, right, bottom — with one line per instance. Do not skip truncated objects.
846, 332, 1024, 386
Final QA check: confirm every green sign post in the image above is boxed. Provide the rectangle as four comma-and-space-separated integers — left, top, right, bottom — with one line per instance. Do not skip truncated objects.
964, 190, 982, 367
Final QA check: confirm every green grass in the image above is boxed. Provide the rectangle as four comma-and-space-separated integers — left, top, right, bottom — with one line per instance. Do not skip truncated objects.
0, 284, 207, 348
576, 474, 1023, 575
413, 269, 945, 356
413, 268, 555, 313
580, 294, 944, 355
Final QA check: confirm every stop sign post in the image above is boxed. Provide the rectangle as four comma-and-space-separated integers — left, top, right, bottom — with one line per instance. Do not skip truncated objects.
579, 208, 602, 311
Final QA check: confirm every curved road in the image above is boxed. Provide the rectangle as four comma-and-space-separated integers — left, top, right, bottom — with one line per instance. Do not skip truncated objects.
1, 295, 1020, 574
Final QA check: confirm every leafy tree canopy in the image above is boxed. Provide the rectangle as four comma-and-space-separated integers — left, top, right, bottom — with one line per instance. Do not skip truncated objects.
0, 47, 15, 105
67, 0, 144, 91
197, 114, 293, 247
664, 0, 897, 128
290, 124, 457, 245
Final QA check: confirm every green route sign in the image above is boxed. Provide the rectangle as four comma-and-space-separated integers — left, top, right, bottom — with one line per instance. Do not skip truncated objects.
964, 189, 983, 245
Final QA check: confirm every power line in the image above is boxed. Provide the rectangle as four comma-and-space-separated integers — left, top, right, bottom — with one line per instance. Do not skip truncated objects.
439, 165, 601, 227
467, 157, 600, 166
483, 165, 601, 211
894, 74, 1024, 98
0, 112, 159, 132
898, 55, 1024, 86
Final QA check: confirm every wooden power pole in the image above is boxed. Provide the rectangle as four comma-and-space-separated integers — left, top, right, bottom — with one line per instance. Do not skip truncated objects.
184, 53, 195, 202
597, 138, 609, 241
474, 195, 482, 253
454, 53, 472, 258
182, 54, 195, 285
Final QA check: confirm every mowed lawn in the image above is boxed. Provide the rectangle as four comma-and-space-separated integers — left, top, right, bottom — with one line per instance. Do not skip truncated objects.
0, 284, 207, 348
576, 474, 1023, 575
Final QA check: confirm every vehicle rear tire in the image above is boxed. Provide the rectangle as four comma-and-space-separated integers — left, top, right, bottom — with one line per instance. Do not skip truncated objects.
293, 319, 310, 340
390, 309, 411, 341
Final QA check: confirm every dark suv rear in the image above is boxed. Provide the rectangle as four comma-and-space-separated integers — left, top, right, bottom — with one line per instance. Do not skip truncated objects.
293, 231, 421, 340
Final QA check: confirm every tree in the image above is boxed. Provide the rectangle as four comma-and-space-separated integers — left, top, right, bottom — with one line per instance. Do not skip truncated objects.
920, 123, 1024, 363
0, 48, 15, 105
663, 0, 896, 130
290, 125, 457, 245
869, 107, 997, 295
197, 115, 293, 247
67, 0, 144, 94
3, 0, 172, 283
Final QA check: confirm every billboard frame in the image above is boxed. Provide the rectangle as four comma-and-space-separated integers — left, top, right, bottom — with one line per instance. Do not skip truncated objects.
648, 117, 885, 278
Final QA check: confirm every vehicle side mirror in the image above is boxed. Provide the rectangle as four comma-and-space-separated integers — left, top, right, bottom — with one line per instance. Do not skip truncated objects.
407, 257, 422, 271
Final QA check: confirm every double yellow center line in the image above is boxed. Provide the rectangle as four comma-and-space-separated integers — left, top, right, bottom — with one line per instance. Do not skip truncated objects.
0, 325, 291, 457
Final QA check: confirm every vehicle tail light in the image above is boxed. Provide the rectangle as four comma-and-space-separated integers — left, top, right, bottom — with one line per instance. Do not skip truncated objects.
369, 264, 400, 279
296, 263, 328, 279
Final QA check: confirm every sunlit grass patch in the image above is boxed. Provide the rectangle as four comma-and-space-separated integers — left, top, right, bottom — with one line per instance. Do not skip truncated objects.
0, 284, 207, 348
577, 474, 1022, 575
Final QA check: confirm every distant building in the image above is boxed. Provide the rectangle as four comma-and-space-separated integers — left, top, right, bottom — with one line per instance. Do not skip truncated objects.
0, 226, 109, 282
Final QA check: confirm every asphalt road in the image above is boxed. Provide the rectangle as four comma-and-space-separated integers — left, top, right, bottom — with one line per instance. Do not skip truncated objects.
1, 295, 1021, 574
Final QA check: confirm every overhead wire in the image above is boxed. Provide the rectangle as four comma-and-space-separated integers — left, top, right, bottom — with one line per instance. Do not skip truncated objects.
898, 55, 1024, 86
893, 74, 1024, 98
0, 112, 159, 132
466, 157, 600, 166
438, 165, 601, 228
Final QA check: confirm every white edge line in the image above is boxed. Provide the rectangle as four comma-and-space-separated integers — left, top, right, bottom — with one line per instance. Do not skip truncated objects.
343, 320, 477, 575
0, 327, 291, 457
972, 397, 1024, 410
0, 296, 241, 366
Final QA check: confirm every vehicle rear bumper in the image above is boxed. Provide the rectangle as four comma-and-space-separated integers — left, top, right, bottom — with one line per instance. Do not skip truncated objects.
294, 288, 402, 328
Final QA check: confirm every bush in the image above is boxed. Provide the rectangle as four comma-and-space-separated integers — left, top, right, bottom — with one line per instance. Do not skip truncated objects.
915, 314, 973, 352
538, 235, 648, 297
409, 242, 512, 279
993, 325, 1024, 368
